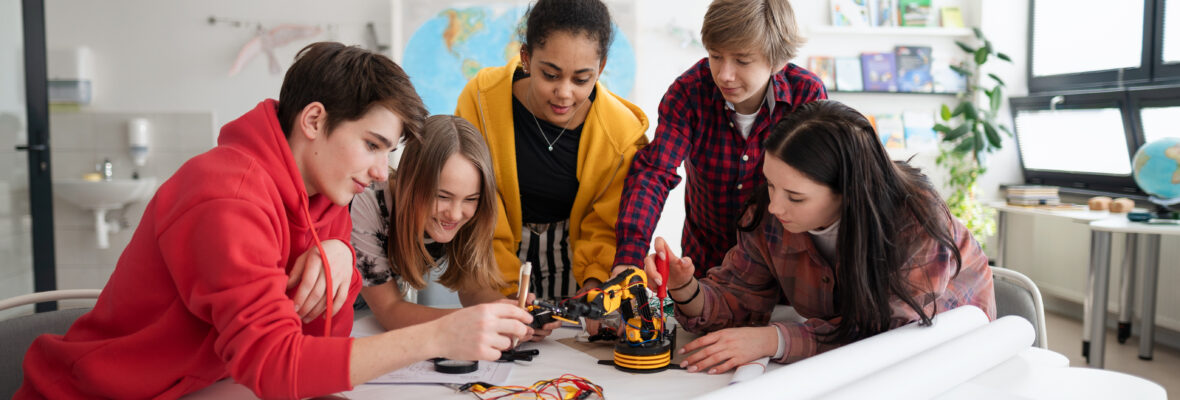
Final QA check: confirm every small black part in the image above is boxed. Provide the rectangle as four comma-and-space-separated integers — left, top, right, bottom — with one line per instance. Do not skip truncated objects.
1139, 355, 1154, 361
1117, 323, 1131, 344
432, 357, 478, 374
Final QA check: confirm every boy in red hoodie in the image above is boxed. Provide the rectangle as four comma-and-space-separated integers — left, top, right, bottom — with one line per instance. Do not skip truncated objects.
17, 42, 532, 400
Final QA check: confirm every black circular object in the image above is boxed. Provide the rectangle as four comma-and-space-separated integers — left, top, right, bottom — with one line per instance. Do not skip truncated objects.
432, 358, 478, 374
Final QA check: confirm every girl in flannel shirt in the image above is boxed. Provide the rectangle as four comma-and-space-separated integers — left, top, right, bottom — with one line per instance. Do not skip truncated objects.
643, 100, 995, 374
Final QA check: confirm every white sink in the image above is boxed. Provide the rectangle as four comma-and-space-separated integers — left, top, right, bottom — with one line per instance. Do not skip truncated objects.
53, 177, 158, 249
53, 177, 158, 211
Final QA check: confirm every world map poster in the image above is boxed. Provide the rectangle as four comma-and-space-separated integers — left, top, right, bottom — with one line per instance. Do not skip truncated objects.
394, 0, 638, 114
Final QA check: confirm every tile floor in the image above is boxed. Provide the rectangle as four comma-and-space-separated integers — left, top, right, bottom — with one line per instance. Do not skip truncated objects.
1045, 311, 1179, 396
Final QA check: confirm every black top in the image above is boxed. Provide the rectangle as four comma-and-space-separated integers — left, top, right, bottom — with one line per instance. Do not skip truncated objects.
511, 69, 595, 223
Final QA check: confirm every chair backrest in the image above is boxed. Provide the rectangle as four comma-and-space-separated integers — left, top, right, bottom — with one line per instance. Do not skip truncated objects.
0, 289, 101, 398
990, 267, 1048, 349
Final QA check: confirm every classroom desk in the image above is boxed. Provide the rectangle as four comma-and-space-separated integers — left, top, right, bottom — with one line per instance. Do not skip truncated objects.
185, 313, 1167, 399
186, 317, 759, 400
988, 202, 1139, 365
1086, 218, 1180, 368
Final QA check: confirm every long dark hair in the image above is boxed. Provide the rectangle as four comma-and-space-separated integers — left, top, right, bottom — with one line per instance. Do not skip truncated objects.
738, 100, 962, 344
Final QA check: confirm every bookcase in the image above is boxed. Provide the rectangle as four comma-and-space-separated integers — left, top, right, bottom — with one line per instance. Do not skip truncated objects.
793, 0, 981, 163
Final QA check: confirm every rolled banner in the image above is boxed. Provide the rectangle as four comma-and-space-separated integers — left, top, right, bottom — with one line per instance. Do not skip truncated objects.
820, 315, 1035, 400
728, 356, 769, 385
693, 305, 989, 400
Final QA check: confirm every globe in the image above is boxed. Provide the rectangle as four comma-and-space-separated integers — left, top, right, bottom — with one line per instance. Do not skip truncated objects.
1132, 137, 1180, 201
402, 6, 637, 115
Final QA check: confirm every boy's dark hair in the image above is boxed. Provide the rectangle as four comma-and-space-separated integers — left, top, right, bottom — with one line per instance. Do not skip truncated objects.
739, 100, 961, 346
277, 42, 427, 142
521, 0, 614, 59
701, 0, 803, 66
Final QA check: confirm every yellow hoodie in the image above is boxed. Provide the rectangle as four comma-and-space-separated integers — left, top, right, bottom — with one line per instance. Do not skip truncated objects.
456, 57, 649, 295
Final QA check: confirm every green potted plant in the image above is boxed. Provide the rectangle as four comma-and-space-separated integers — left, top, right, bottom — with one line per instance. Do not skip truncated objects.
933, 27, 1013, 246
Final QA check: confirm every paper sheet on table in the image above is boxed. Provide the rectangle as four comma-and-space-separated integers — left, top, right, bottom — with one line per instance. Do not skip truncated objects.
365, 358, 513, 385
349, 316, 514, 385
821, 315, 1035, 399
694, 305, 990, 400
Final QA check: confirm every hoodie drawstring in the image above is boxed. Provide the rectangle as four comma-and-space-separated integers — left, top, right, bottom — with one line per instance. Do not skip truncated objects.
299, 199, 334, 336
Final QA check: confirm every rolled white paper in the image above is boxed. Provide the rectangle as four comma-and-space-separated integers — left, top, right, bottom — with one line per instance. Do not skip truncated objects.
728, 356, 769, 385
694, 305, 990, 400
820, 315, 1035, 400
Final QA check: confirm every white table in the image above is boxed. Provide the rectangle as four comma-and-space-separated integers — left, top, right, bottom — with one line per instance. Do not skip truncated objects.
988, 202, 1132, 361
185, 318, 758, 399
185, 314, 1168, 399
1085, 217, 1180, 368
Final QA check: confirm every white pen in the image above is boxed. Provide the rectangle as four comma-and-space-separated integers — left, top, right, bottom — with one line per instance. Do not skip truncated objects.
513, 262, 533, 348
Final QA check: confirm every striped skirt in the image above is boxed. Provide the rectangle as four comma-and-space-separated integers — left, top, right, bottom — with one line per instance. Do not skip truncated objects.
519, 219, 576, 299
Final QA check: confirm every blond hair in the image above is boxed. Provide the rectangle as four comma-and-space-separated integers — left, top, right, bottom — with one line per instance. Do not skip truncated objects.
387, 115, 503, 292
700, 0, 804, 66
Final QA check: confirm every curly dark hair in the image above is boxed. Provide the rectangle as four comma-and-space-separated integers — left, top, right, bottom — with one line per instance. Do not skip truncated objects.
521, 0, 614, 59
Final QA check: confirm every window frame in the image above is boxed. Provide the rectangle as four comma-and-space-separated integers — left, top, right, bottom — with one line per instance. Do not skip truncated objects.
1151, 0, 1180, 83
1008, 91, 1143, 195
1128, 85, 1180, 147
1027, 0, 1157, 93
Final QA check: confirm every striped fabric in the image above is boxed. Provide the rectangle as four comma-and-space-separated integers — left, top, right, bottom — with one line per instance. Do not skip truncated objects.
519, 220, 576, 299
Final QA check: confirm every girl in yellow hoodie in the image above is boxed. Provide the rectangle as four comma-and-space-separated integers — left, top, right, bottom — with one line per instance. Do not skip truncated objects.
456, 0, 648, 301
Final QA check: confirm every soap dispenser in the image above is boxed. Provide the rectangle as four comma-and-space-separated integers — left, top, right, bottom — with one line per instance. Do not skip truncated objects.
101, 158, 113, 181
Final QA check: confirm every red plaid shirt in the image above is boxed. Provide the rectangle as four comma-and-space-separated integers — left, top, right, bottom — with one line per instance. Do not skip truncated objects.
678, 210, 996, 364
614, 58, 827, 274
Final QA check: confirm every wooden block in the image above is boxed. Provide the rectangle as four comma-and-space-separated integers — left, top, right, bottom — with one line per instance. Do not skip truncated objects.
1110, 198, 1135, 213
1088, 196, 1112, 211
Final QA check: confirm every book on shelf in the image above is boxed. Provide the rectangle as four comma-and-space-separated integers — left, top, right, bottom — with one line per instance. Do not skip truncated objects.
1005, 185, 1059, 197
898, 0, 932, 27
868, 0, 899, 27
895, 45, 933, 93
809, 56, 837, 92
1007, 197, 1062, 206
834, 56, 864, 91
931, 57, 967, 94
831, 0, 871, 27
861, 52, 898, 92
940, 6, 965, 28
874, 113, 906, 149
902, 111, 937, 150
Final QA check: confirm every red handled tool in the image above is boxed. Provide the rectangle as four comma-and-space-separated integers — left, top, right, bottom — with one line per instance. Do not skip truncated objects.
656, 254, 669, 301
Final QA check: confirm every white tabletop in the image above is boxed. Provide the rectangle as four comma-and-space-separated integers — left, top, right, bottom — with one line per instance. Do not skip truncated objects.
185, 317, 761, 399
1089, 217, 1180, 235
986, 201, 1125, 223
184, 314, 1168, 400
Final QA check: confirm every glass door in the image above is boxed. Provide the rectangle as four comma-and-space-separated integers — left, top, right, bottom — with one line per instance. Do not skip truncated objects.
1, 0, 55, 317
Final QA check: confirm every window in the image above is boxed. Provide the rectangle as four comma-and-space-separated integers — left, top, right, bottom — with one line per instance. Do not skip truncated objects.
1139, 106, 1180, 143
1009, 92, 1141, 194
1015, 108, 1132, 176
1012, 2, 1179, 196
1029, 0, 1153, 92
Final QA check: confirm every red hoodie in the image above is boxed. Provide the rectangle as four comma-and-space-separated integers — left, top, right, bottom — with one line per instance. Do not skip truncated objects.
17, 100, 362, 399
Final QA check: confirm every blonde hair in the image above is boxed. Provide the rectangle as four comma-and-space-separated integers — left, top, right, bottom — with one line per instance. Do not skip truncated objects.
387, 115, 503, 292
700, 0, 804, 66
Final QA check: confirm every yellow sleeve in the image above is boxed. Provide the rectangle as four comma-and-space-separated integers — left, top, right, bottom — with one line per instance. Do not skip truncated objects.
455, 78, 481, 130
493, 194, 522, 296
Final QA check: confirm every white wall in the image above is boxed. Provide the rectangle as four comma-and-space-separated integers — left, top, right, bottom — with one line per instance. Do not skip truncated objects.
45, 0, 390, 127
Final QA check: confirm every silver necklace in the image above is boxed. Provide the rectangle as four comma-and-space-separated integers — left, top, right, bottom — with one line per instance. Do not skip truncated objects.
525, 82, 587, 152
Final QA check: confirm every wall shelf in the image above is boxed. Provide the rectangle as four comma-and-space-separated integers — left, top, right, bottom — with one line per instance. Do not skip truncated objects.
830, 90, 963, 96
807, 25, 974, 38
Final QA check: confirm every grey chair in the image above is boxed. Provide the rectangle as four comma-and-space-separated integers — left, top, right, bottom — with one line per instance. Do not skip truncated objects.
0, 289, 101, 399
991, 267, 1048, 349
